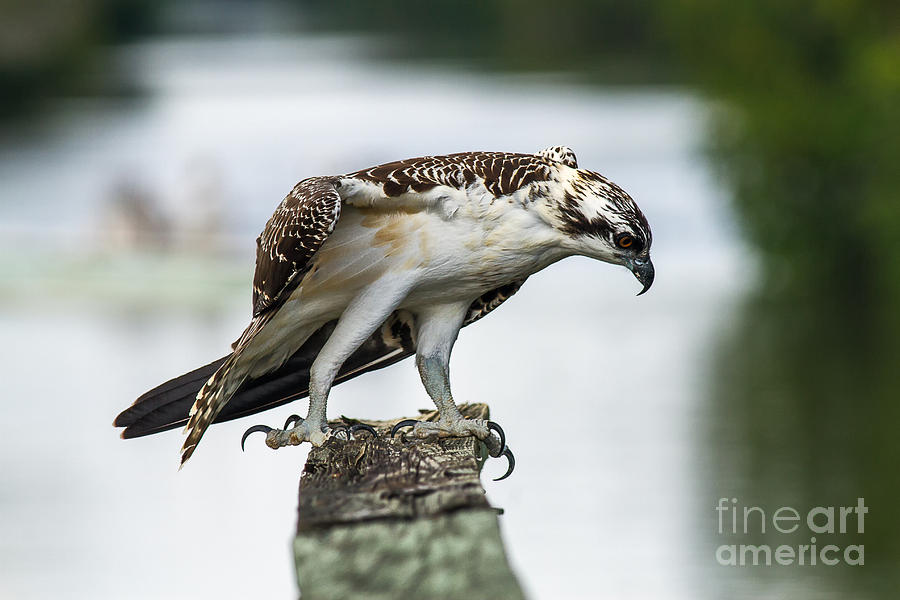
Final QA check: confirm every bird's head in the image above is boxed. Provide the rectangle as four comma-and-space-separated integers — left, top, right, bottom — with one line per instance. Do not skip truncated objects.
554, 170, 654, 295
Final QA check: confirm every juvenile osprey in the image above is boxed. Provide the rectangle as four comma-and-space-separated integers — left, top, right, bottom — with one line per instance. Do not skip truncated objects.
114, 146, 653, 475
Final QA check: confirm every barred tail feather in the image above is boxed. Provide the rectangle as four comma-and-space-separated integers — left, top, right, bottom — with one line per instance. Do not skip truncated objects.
179, 314, 278, 466
180, 353, 251, 467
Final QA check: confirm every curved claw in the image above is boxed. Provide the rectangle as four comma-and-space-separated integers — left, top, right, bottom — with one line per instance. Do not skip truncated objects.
349, 423, 378, 438
390, 419, 419, 438
493, 447, 516, 481
241, 424, 274, 451
486, 421, 506, 458
283, 414, 302, 430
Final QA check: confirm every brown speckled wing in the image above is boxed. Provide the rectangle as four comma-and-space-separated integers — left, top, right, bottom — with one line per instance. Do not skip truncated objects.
349, 151, 555, 198
252, 177, 341, 317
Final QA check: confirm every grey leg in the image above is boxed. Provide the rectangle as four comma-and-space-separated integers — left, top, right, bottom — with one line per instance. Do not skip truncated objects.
243, 278, 413, 450
392, 302, 505, 457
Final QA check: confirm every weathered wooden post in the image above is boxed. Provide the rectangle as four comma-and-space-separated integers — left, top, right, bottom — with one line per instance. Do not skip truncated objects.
292, 403, 525, 600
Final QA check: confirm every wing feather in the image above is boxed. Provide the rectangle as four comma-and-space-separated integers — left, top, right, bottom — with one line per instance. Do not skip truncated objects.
252, 176, 342, 317
347, 151, 555, 199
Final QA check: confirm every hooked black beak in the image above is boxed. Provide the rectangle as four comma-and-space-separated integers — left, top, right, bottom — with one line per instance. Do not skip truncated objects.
629, 256, 655, 296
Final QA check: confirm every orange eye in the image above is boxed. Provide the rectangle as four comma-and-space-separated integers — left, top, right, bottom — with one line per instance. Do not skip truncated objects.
617, 235, 634, 248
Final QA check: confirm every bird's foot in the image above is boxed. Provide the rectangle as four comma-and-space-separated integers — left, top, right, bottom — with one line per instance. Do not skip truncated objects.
391, 417, 515, 480
241, 415, 377, 451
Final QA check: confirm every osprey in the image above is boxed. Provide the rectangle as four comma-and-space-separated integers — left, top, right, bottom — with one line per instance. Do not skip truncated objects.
114, 146, 654, 476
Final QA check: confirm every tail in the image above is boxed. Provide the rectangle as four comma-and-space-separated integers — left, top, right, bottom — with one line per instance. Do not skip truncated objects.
178, 311, 287, 465
113, 356, 227, 438
113, 351, 316, 439
179, 351, 252, 466
114, 315, 416, 462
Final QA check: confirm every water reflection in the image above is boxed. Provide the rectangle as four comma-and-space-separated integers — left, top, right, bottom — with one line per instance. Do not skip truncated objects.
708, 291, 899, 597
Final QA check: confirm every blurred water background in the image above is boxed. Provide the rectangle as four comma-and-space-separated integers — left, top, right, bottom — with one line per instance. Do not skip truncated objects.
1, 1, 897, 599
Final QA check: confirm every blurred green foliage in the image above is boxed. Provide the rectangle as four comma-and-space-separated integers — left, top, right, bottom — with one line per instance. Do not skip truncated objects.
300, 0, 676, 82
0, 0, 160, 117
663, 0, 900, 310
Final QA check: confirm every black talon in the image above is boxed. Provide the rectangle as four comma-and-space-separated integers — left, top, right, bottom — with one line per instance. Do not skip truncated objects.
390, 419, 419, 438
349, 423, 378, 438
241, 425, 274, 451
283, 414, 302, 430
494, 447, 515, 481
486, 421, 506, 458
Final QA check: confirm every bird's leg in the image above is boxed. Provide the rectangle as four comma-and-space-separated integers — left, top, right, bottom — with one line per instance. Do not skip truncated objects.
400, 355, 504, 456
261, 395, 330, 449
241, 363, 335, 450
390, 303, 513, 477
242, 279, 412, 451
241, 399, 333, 452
